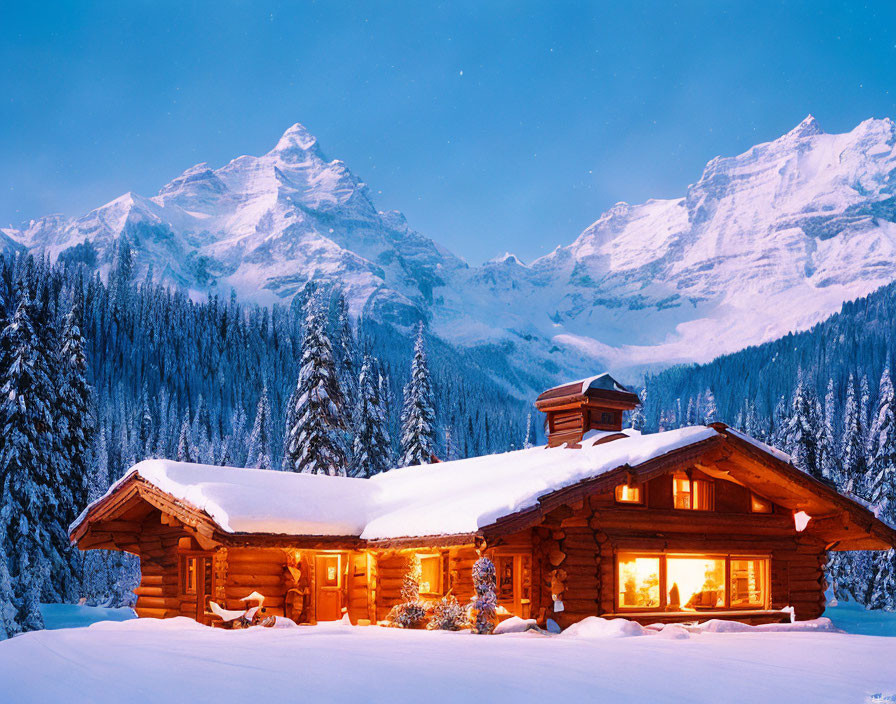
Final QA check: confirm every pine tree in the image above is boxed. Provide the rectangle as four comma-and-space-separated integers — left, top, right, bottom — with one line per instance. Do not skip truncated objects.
842, 373, 869, 496
0, 543, 19, 639
245, 386, 274, 470
136, 384, 154, 460
283, 296, 347, 475
56, 299, 95, 601
176, 416, 194, 462
629, 391, 646, 432
523, 411, 535, 448
349, 356, 392, 477
868, 362, 896, 516
0, 294, 55, 630
399, 323, 436, 467
701, 389, 718, 424
820, 378, 839, 484
784, 370, 824, 480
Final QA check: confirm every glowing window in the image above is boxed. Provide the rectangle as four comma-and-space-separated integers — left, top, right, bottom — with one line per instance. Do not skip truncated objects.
750, 493, 773, 513
666, 557, 725, 610
730, 558, 769, 607
418, 555, 441, 595
617, 556, 660, 608
673, 473, 713, 510
615, 483, 643, 504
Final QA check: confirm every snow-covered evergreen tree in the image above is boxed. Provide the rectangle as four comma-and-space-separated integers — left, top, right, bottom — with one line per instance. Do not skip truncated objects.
399, 323, 436, 467
701, 389, 718, 424
0, 542, 19, 640
55, 299, 95, 600
349, 356, 393, 477
820, 378, 839, 484
176, 416, 194, 462
841, 373, 870, 497
629, 391, 646, 432
245, 386, 274, 470
0, 294, 55, 630
523, 412, 535, 447
784, 370, 824, 480
868, 363, 896, 513
283, 296, 347, 475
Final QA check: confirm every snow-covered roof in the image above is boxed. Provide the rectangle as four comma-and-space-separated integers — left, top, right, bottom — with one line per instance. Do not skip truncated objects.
73, 426, 717, 541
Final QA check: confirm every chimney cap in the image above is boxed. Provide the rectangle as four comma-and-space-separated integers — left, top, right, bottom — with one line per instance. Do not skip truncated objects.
535, 372, 639, 410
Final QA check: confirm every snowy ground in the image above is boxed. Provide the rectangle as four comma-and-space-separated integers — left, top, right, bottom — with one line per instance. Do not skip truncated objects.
2, 605, 895, 703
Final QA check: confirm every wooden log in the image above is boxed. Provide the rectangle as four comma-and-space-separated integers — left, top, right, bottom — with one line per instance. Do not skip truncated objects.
226, 574, 282, 587
139, 573, 178, 586
135, 607, 178, 619
136, 596, 181, 610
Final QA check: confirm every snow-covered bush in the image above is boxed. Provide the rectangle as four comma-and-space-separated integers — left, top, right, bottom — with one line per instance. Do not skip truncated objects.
427, 595, 468, 631
388, 601, 428, 629
472, 557, 497, 634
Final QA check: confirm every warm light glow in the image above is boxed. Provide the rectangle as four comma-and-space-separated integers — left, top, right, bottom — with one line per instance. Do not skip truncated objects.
730, 559, 768, 607
615, 483, 642, 503
666, 557, 725, 610
418, 554, 441, 595
672, 474, 713, 510
794, 511, 811, 532
750, 493, 773, 513
618, 553, 770, 612
673, 475, 691, 509
618, 556, 660, 608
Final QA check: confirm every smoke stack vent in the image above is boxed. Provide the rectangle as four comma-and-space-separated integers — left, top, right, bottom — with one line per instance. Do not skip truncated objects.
535, 373, 640, 448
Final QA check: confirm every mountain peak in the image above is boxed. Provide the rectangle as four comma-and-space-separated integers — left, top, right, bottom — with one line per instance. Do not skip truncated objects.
786, 115, 823, 139
271, 122, 318, 154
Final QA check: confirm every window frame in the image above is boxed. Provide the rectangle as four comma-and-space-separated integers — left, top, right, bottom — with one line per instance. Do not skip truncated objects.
417, 553, 442, 597
614, 551, 770, 613
672, 471, 715, 511
614, 481, 645, 505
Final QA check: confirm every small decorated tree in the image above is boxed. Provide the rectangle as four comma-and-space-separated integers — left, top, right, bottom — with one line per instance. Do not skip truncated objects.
387, 554, 427, 628
472, 556, 497, 634
427, 595, 468, 631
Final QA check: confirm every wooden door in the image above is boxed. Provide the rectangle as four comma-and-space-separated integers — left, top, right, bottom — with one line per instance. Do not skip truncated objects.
315, 554, 343, 622
179, 552, 215, 624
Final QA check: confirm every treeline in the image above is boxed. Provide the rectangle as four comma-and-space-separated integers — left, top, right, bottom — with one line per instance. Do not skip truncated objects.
643, 282, 896, 610
0, 249, 529, 637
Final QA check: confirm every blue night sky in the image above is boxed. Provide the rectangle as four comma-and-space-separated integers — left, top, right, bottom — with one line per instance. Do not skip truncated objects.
2, 1, 895, 264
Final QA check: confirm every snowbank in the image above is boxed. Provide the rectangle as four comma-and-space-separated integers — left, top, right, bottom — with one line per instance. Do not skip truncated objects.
561, 616, 647, 638
2, 613, 895, 704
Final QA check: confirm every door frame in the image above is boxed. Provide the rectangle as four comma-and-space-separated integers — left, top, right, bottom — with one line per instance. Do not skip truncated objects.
178, 550, 216, 624
314, 552, 344, 622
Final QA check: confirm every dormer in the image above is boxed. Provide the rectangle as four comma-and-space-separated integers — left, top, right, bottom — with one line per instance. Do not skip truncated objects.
535, 373, 640, 448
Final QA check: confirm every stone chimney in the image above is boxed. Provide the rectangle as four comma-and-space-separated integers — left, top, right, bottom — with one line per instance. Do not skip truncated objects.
535, 373, 640, 448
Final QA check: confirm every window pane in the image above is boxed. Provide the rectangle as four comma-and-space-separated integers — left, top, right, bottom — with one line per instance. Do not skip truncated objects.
615, 484, 642, 503
730, 559, 768, 607
666, 557, 725, 610
496, 556, 515, 601
322, 556, 339, 587
419, 555, 441, 595
618, 556, 660, 609
673, 475, 691, 509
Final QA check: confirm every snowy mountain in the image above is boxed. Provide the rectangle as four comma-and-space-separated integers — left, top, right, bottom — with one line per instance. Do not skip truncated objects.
2, 123, 464, 327
5, 116, 896, 384
434, 115, 896, 380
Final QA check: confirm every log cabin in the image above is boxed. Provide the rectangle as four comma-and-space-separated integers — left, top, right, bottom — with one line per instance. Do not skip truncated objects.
71, 373, 896, 629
